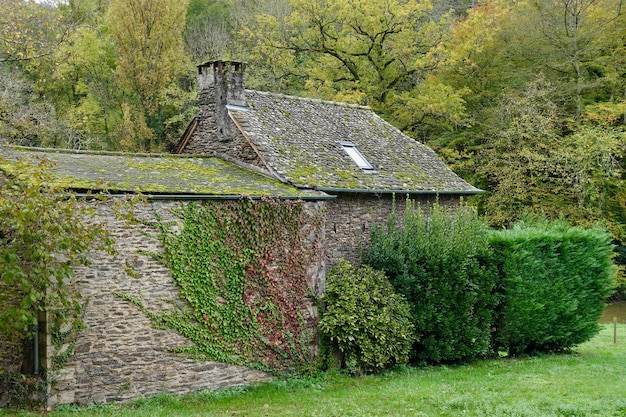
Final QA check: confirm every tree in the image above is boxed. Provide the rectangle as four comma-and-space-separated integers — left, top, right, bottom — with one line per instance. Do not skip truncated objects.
419, 1, 625, 239
41, 25, 121, 150
320, 260, 414, 373
364, 200, 497, 364
415, 1, 531, 177
244, 0, 463, 120
0, 155, 111, 347
580, 4, 626, 127
0, 0, 70, 63
561, 124, 626, 238
505, 0, 624, 118
434, 1, 522, 111
0, 67, 82, 148
475, 76, 625, 234
184, 0, 235, 63
0, 0, 118, 150
33, 0, 122, 150
107, 0, 190, 151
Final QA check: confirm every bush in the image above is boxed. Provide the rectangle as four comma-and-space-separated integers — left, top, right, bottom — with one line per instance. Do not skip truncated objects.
319, 260, 414, 373
363, 200, 498, 364
490, 218, 616, 355
0, 156, 111, 343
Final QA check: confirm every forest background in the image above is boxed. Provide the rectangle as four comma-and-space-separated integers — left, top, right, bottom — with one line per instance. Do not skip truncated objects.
1, 0, 625, 278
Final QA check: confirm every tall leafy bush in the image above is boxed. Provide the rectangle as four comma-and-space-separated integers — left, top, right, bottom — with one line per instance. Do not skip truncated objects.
0, 156, 112, 343
320, 260, 414, 373
490, 218, 616, 355
363, 200, 497, 364
1, 156, 112, 406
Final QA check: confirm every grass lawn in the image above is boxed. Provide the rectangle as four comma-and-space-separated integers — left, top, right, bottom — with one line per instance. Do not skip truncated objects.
2, 323, 625, 417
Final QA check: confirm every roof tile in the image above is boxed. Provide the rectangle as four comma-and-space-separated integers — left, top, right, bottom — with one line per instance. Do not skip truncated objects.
230, 90, 480, 194
0, 147, 327, 198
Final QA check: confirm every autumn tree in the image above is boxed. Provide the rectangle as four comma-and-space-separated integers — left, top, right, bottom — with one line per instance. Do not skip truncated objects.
46, 27, 120, 149
476, 77, 563, 227
107, 0, 191, 151
431, 0, 478, 16
0, 68, 84, 148
419, 1, 528, 176
184, 0, 236, 63
32, 0, 123, 150
232, 0, 300, 93
580, 3, 626, 127
0, 0, 118, 150
423, 1, 624, 229
244, 0, 466, 122
507, 0, 625, 118
0, 0, 70, 63
474, 76, 625, 237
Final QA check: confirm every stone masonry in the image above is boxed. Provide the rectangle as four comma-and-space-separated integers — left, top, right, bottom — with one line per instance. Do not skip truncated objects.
45, 198, 325, 407
324, 193, 459, 267
182, 62, 264, 168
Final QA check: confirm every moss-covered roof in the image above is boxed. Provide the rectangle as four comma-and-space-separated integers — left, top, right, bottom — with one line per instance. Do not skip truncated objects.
224, 90, 481, 194
0, 146, 328, 199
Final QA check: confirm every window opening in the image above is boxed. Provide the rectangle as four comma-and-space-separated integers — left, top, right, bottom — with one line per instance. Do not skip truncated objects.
341, 142, 373, 170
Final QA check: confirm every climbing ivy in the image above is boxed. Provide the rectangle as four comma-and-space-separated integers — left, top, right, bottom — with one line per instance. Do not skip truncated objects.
131, 197, 324, 374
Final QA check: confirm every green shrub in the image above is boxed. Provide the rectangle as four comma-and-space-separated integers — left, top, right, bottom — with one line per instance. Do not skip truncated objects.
363, 200, 498, 364
319, 260, 414, 373
490, 218, 616, 355
610, 242, 626, 301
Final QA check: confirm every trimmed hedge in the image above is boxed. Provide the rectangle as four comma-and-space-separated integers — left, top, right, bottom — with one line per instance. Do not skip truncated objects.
490, 219, 616, 355
319, 260, 414, 373
363, 200, 498, 364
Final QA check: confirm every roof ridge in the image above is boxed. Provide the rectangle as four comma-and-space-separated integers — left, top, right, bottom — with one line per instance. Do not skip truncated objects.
246, 89, 371, 110
6, 145, 213, 160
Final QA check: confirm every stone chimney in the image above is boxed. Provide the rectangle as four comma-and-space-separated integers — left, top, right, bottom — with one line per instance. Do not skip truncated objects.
196, 61, 246, 143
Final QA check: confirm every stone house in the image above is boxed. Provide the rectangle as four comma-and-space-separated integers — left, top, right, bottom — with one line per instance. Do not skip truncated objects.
0, 147, 328, 406
0, 61, 480, 407
177, 61, 481, 265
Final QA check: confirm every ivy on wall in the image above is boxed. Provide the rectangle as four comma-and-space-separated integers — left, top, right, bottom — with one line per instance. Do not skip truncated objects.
123, 197, 324, 374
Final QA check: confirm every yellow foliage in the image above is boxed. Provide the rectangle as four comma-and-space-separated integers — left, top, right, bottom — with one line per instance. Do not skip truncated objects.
583, 102, 626, 125
0, 0, 65, 63
107, 0, 189, 116
117, 101, 155, 152
444, 2, 510, 73
247, 0, 450, 109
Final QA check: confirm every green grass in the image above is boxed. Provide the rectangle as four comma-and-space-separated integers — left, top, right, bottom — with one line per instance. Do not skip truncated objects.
2, 324, 626, 417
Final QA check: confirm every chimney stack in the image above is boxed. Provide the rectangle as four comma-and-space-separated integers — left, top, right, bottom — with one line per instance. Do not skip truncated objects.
196, 61, 246, 143
197, 61, 246, 106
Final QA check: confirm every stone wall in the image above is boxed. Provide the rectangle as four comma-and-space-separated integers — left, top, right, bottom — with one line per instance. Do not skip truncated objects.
324, 193, 459, 267
1, 190, 464, 407
46, 198, 325, 407
0, 337, 26, 408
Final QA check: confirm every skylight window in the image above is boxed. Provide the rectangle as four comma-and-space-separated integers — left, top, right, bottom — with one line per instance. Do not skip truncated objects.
341, 142, 373, 170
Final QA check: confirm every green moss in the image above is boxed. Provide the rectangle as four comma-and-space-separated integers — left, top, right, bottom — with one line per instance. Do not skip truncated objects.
5, 148, 308, 197
289, 164, 324, 183
289, 163, 362, 189
278, 108, 292, 118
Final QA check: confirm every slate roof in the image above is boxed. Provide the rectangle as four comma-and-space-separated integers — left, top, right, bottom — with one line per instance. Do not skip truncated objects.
0, 146, 328, 199
227, 90, 481, 195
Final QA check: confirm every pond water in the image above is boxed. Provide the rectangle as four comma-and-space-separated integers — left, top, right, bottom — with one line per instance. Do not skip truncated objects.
600, 302, 626, 324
